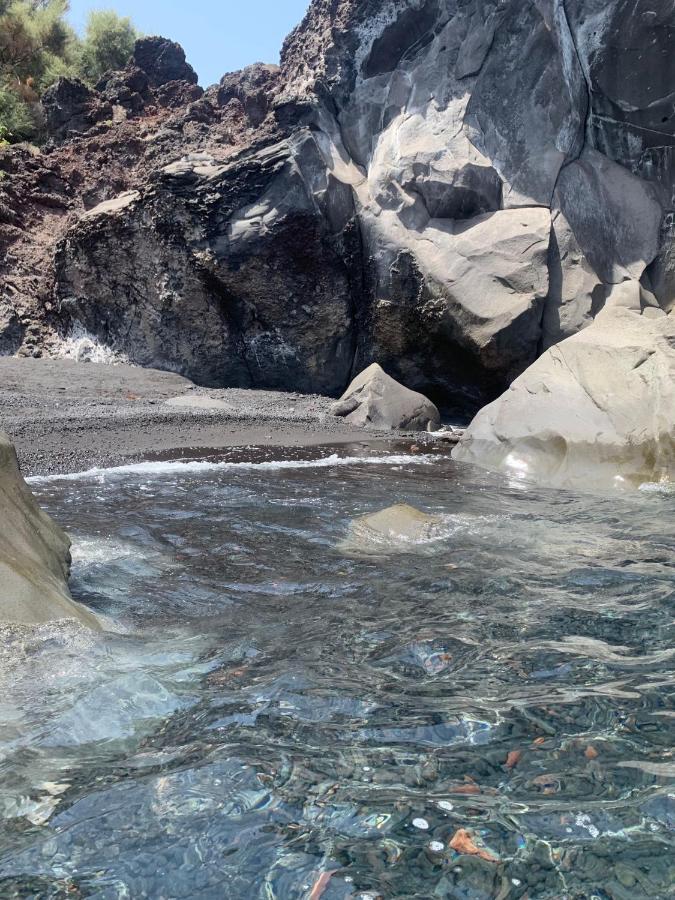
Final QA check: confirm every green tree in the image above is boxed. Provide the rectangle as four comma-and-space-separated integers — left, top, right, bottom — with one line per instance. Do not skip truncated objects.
0, 1, 78, 91
76, 9, 138, 85
0, 0, 80, 141
0, 81, 38, 142
0, 3, 139, 142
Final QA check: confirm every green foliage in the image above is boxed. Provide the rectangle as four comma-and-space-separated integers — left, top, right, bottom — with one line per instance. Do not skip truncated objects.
0, 1, 79, 91
0, 1, 139, 143
76, 9, 138, 86
0, 81, 41, 142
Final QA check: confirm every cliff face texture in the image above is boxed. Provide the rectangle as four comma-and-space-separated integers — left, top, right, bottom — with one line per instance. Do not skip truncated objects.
1, 2, 674, 479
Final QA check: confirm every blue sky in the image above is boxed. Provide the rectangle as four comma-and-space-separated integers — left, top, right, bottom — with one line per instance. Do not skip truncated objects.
67, 1, 311, 87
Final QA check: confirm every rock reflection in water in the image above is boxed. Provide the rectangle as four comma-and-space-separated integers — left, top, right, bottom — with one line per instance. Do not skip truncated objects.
1, 447, 673, 898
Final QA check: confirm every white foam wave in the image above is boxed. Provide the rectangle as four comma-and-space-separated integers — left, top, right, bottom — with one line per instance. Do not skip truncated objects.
28, 453, 436, 484
52, 323, 129, 365
639, 481, 674, 495
70, 537, 151, 568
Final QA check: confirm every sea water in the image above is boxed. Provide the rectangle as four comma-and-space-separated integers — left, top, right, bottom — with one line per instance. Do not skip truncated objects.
0, 447, 673, 898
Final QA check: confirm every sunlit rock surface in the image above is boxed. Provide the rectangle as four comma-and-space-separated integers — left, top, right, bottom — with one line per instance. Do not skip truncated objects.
331, 363, 440, 431
339, 503, 443, 555
0, 433, 98, 628
454, 293, 675, 492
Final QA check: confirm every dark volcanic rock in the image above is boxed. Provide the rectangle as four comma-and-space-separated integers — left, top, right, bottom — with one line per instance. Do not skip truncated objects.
96, 66, 153, 115
41, 78, 108, 142
215, 64, 280, 126
155, 79, 204, 110
133, 36, 199, 88
565, 0, 675, 185
55, 138, 360, 394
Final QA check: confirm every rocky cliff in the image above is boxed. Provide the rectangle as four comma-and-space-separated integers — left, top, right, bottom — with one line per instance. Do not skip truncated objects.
1, 3, 673, 428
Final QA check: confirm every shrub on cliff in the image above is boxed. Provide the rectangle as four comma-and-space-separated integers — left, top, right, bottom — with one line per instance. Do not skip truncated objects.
0, 0, 78, 141
0, 1, 78, 91
75, 9, 138, 85
0, 81, 40, 142
0, 1, 139, 142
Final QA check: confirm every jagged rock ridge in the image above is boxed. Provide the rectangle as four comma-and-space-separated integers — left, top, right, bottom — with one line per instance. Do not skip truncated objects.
1, 2, 674, 421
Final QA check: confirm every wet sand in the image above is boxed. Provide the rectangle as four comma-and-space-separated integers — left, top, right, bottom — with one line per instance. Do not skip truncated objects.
0, 359, 420, 477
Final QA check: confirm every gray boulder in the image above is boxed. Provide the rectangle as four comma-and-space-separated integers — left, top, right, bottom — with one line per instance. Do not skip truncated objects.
330, 363, 440, 431
554, 148, 663, 285
541, 207, 605, 350
453, 290, 675, 492
360, 206, 551, 411
0, 433, 99, 628
338, 503, 443, 556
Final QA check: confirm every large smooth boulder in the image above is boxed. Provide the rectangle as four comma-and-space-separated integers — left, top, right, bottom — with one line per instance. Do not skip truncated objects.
453, 294, 675, 492
541, 150, 664, 349
0, 433, 99, 628
554, 149, 663, 285
331, 363, 440, 431
359, 205, 551, 411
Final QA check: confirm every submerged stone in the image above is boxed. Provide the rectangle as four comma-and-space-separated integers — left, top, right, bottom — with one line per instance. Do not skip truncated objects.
339, 503, 443, 555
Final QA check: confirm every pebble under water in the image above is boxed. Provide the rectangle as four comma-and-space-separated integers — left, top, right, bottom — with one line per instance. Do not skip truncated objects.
1, 447, 673, 899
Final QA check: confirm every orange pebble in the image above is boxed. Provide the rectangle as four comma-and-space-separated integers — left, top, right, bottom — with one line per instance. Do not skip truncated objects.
309, 871, 332, 900
505, 750, 522, 769
451, 783, 481, 794
449, 828, 498, 863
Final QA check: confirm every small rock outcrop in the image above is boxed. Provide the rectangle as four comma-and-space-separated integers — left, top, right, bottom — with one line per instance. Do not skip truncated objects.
0, 433, 99, 627
331, 363, 440, 431
95, 66, 153, 116
41, 78, 109, 142
339, 503, 443, 555
132, 36, 199, 88
453, 290, 675, 491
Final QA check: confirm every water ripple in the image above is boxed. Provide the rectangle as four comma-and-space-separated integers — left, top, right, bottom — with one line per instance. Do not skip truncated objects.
0, 450, 673, 898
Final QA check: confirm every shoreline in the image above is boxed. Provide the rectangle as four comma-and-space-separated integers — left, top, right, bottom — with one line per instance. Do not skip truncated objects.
0, 358, 438, 477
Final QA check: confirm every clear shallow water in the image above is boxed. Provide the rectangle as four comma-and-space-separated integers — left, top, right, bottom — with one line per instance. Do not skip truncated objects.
1, 447, 674, 899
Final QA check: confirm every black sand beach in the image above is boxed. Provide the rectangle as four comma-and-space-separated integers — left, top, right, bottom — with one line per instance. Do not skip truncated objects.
0, 358, 422, 476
